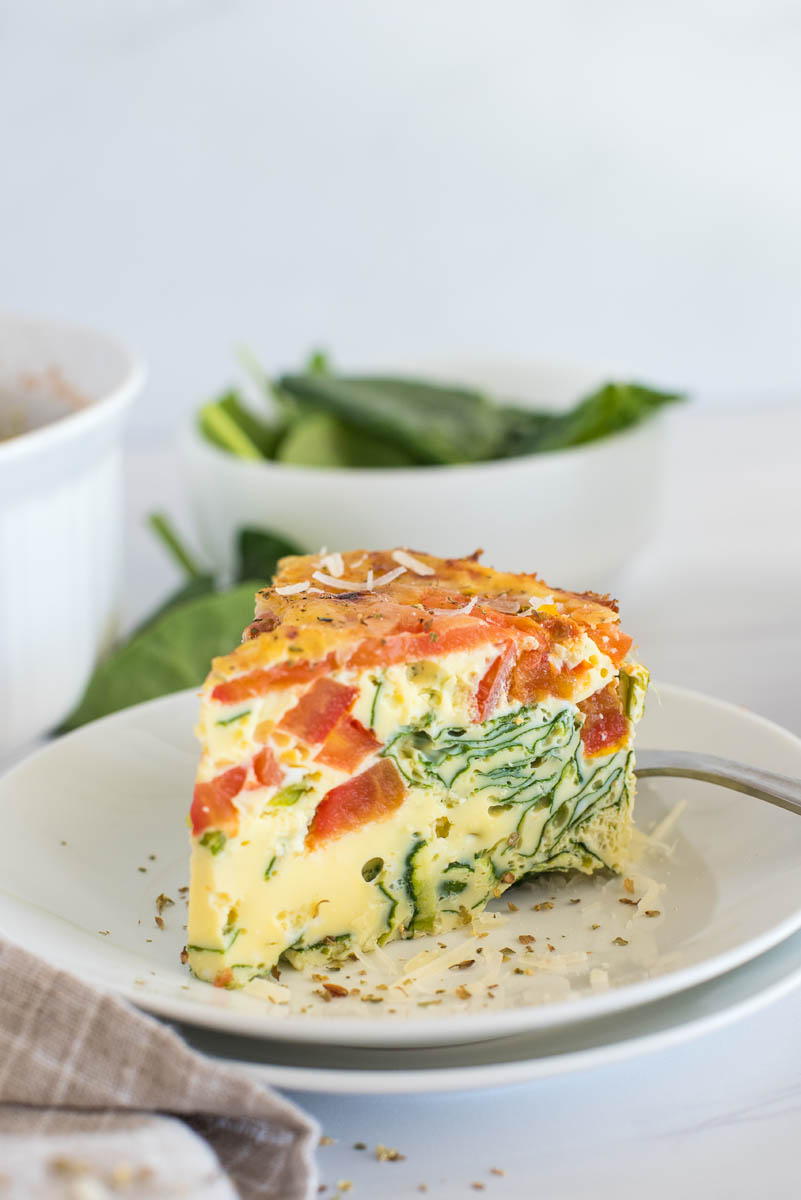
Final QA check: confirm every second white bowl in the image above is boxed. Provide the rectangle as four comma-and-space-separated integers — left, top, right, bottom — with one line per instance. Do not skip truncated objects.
180, 362, 668, 591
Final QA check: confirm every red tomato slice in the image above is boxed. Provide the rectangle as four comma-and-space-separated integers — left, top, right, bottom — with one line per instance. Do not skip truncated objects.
315, 715, 381, 772
474, 644, 516, 722
307, 759, 405, 848
579, 684, 630, 757
349, 621, 503, 669
586, 623, 632, 666
508, 646, 563, 703
253, 745, 284, 788
279, 677, 358, 745
190, 765, 246, 835
211, 657, 330, 704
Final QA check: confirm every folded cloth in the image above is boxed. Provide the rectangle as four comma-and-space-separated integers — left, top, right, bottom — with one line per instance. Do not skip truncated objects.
0, 938, 319, 1199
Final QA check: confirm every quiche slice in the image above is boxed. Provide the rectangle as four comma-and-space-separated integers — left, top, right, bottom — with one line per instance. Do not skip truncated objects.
187, 548, 648, 987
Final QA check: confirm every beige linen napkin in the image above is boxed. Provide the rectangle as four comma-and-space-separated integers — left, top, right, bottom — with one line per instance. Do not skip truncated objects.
0, 938, 319, 1199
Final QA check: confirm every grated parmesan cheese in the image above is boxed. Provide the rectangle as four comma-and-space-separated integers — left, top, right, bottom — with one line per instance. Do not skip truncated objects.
348, 941, 396, 976
649, 799, 687, 843
319, 551, 345, 578
628, 827, 673, 861
478, 947, 503, 988
525, 950, 589, 973
633, 873, 664, 917
472, 912, 508, 933
312, 571, 374, 591
589, 967, 609, 990
486, 596, 520, 613
243, 976, 291, 1004
392, 549, 434, 575
372, 565, 407, 587
309, 565, 407, 591
275, 581, 310, 596
429, 596, 478, 617
402, 940, 487, 985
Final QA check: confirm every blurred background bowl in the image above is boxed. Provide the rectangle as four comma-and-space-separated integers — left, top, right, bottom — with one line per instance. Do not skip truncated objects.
180, 361, 669, 590
0, 315, 144, 757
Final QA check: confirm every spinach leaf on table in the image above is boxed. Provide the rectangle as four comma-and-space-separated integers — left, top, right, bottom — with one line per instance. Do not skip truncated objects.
58, 581, 263, 732
134, 573, 217, 633
58, 516, 305, 732
236, 527, 304, 582
133, 513, 216, 633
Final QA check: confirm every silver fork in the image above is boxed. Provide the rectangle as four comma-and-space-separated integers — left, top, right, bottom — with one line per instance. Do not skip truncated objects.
635, 750, 801, 818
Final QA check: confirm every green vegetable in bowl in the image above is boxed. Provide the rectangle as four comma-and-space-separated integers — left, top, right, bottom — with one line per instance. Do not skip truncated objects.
198, 390, 278, 460
533, 382, 685, 450
59, 517, 303, 731
198, 350, 684, 469
494, 382, 683, 457
276, 411, 416, 468
276, 374, 501, 465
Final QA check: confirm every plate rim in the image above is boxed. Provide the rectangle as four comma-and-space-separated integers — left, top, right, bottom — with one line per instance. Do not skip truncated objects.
196, 930, 801, 1094
2, 682, 801, 1047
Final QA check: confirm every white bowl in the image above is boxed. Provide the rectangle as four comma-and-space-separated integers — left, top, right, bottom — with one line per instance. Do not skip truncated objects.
0, 315, 144, 757
180, 361, 668, 590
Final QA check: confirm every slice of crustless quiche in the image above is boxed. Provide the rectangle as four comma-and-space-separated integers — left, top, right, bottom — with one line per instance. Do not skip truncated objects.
187, 548, 648, 988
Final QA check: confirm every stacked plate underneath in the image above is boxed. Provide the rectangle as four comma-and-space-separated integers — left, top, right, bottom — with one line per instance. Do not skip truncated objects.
2, 685, 801, 1094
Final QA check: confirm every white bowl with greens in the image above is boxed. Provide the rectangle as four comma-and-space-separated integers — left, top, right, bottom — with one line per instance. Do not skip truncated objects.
181, 357, 682, 589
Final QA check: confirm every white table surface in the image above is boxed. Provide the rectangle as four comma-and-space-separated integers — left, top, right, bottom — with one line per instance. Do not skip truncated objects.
123, 405, 801, 1199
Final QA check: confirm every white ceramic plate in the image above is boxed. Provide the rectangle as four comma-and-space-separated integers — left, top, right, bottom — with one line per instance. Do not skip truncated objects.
1, 684, 800, 1048
175, 928, 801, 1093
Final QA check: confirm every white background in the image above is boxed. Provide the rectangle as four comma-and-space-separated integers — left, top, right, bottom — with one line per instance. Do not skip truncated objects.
3, 0, 801, 439
4, 8, 801, 1196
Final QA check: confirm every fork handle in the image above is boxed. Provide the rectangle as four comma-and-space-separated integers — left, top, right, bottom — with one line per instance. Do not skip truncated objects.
635, 749, 801, 818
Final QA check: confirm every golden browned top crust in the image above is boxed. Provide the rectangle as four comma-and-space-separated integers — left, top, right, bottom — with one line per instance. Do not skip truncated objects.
207, 548, 623, 685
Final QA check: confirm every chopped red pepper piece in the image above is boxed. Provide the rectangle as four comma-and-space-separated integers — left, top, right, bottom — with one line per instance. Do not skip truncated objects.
474, 644, 516, 722
253, 745, 284, 788
508, 646, 563, 703
349, 621, 501, 669
307, 759, 406, 848
191, 765, 246, 835
211, 657, 330, 704
279, 676, 358, 745
586, 622, 632, 666
316, 715, 381, 772
579, 684, 630, 757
